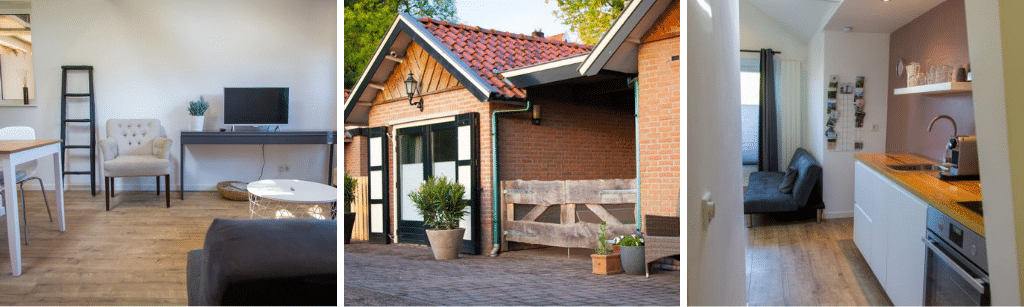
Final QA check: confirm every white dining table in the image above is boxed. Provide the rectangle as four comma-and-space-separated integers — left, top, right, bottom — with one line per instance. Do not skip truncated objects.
0, 139, 65, 276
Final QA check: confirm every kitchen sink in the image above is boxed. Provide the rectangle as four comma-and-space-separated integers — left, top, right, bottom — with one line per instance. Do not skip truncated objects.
957, 200, 984, 216
886, 164, 944, 171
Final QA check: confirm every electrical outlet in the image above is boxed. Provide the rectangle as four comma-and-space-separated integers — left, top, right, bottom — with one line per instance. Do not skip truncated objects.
872, 124, 880, 131
278, 165, 290, 172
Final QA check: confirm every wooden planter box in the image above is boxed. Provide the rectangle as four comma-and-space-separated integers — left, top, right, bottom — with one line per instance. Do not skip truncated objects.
591, 253, 622, 275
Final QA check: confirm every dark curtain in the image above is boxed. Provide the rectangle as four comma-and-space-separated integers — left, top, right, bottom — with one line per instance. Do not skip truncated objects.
758, 48, 779, 172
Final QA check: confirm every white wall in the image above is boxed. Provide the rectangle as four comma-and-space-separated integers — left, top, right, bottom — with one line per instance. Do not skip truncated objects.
818, 31, 889, 218
739, 0, 809, 158
964, 1, 1021, 304
806, 31, 825, 161
687, 0, 747, 305
5, 0, 337, 191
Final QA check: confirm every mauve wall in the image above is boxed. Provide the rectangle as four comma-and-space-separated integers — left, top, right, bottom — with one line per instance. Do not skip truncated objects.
887, 0, 974, 162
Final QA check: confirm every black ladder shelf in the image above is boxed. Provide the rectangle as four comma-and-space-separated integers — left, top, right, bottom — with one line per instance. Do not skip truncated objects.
60, 65, 97, 196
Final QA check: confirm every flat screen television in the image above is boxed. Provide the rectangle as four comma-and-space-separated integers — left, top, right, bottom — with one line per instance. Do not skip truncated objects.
223, 87, 289, 125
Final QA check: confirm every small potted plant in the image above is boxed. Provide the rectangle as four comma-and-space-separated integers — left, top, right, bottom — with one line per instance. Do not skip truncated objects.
614, 230, 645, 275
188, 96, 209, 131
408, 176, 467, 260
343, 171, 358, 244
591, 222, 622, 275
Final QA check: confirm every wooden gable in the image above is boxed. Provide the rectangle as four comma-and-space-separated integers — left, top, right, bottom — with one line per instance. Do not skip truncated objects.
641, 0, 680, 44
372, 41, 463, 105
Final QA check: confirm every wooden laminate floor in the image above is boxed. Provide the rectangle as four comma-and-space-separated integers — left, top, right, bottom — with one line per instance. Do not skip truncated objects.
0, 190, 250, 305
746, 215, 892, 306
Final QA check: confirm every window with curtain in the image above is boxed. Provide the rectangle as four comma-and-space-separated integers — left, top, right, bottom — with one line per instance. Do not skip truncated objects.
740, 57, 760, 165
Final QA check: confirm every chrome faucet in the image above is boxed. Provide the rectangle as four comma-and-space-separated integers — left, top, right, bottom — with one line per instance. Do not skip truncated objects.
928, 115, 957, 166
928, 115, 957, 137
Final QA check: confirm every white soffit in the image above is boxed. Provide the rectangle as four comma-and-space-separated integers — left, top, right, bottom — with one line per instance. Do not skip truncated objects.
824, 0, 945, 34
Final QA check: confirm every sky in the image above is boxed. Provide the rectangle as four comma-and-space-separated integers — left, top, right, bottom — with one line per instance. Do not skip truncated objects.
453, 0, 578, 42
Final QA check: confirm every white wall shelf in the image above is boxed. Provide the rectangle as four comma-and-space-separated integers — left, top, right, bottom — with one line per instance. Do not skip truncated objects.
893, 82, 972, 95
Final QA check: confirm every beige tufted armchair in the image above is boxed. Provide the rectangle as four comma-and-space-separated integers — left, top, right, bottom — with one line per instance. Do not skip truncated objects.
99, 119, 173, 211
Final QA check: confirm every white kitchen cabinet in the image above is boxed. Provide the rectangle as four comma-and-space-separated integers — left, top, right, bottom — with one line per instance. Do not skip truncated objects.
884, 185, 928, 306
854, 162, 887, 285
853, 203, 872, 265
853, 161, 927, 306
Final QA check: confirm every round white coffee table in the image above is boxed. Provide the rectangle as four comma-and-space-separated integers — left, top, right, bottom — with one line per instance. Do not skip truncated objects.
247, 179, 337, 220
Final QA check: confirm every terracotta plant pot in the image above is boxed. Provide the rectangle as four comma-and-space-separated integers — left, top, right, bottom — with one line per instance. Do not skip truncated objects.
344, 212, 356, 244
425, 228, 465, 260
591, 253, 622, 275
620, 245, 646, 275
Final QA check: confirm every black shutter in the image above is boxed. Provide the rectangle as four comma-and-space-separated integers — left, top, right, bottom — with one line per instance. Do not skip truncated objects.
455, 112, 481, 254
366, 126, 390, 244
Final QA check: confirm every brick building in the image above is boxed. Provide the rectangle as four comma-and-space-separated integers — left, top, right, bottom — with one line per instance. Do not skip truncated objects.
343, 0, 678, 255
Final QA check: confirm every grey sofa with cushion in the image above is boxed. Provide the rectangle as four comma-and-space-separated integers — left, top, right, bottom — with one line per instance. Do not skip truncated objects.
186, 218, 337, 306
744, 148, 824, 227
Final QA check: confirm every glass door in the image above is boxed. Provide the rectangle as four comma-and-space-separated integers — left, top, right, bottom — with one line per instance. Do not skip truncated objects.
398, 126, 428, 244
396, 121, 459, 245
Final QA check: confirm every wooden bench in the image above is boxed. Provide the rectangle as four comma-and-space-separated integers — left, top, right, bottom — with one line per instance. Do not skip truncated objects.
644, 214, 680, 277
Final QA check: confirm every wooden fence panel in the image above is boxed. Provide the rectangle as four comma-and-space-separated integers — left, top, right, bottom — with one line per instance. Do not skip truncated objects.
501, 179, 637, 250
352, 176, 369, 240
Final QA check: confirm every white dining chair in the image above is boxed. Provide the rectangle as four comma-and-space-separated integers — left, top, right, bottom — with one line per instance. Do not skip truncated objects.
0, 126, 53, 245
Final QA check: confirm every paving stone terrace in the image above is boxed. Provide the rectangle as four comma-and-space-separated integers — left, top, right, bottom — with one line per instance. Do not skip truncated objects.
344, 242, 680, 306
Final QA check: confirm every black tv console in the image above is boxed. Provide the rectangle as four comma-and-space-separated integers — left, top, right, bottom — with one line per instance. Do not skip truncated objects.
179, 130, 337, 199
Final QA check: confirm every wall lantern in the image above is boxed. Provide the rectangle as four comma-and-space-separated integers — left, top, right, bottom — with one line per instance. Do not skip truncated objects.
532, 104, 541, 125
404, 72, 424, 112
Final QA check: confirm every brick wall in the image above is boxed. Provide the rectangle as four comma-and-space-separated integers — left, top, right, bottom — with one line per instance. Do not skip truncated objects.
368, 87, 501, 252
638, 33, 680, 220
343, 135, 368, 177
498, 86, 635, 181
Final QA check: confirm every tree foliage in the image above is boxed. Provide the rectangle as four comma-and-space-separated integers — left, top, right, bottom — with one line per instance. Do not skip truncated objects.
344, 0, 458, 89
548, 0, 628, 45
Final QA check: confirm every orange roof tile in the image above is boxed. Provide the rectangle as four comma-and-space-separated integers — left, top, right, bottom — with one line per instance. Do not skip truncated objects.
419, 17, 592, 99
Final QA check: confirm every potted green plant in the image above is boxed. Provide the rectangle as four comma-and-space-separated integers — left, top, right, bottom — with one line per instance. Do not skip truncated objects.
408, 176, 468, 260
591, 222, 622, 275
343, 171, 358, 244
614, 231, 645, 275
188, 96, 209, 131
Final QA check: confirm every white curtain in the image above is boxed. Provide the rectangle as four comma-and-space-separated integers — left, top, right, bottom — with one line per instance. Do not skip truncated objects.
777, 60, 802, 168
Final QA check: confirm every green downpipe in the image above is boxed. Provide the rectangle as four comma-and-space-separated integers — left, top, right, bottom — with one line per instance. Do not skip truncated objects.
490, 100, 532, 257
629, 77, 641, 233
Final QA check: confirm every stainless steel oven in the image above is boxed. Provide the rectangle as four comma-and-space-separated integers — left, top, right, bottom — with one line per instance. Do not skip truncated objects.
923, 206, 989, 306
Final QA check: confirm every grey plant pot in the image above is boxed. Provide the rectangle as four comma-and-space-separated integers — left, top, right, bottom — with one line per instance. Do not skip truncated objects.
620, 245, 646, 275
425, 228, 466, 260
344, 212, 356, 244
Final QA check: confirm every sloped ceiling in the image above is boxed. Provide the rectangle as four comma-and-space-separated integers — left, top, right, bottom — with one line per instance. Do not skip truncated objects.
747, 0, 950, 40
743, 0, 841, 41
824, 0, 945, 33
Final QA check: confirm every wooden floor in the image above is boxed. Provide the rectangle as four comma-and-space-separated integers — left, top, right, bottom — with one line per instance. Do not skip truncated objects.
0, 190, 249, 305
746, 215, 892, 306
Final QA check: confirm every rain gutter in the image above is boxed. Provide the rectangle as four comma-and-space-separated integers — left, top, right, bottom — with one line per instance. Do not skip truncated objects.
629, 77, 641, 232
488, 100, 532, 257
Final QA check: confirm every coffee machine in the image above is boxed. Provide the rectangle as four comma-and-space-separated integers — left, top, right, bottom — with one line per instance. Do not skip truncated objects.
929, 115, 980, 181
941, 135, 980, 181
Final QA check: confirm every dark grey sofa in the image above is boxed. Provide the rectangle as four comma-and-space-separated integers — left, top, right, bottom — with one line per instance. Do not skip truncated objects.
186, 218, 337, 306
744, 148, 824, 227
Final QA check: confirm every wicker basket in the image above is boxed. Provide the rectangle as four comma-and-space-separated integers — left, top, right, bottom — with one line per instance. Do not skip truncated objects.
216, 181, 250, 201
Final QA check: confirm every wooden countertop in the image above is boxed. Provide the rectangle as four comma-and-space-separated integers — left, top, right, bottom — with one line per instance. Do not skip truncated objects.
855, 153, 984, 237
